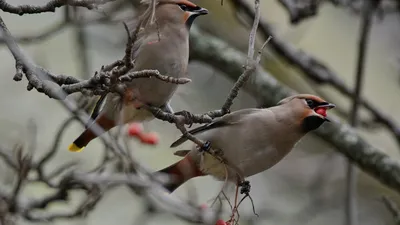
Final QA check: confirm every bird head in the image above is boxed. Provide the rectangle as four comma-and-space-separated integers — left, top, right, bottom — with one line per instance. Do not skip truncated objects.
277, 94, 335, 132
141, 0, 208, 29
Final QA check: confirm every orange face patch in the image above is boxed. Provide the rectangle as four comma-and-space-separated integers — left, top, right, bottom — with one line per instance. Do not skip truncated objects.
183, 11, 190, 22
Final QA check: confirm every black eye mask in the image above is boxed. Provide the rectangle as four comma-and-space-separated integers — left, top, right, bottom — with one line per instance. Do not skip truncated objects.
178, 4, 201, 12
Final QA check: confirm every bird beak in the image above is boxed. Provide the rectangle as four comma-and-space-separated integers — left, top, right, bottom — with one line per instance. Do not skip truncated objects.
193, 7, 209, 15
320, 103, 335, 109
318, 102, 335, 122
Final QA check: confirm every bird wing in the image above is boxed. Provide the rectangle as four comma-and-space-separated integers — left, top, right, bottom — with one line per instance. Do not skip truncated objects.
170, 108, 261, 148
85, 12, 153, 125
85, 94, 107, 128
125, 4, 157, 61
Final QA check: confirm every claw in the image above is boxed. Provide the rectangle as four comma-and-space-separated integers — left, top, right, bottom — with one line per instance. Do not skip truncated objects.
174, 110, 194, 127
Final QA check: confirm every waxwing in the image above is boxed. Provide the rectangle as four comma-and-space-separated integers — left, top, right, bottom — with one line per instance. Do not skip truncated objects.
157, 94, 335, 192
68, 0, 208, 152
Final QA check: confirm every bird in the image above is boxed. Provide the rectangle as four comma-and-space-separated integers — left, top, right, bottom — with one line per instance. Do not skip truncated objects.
68, 0, 209, 152
156, 94, 335, 192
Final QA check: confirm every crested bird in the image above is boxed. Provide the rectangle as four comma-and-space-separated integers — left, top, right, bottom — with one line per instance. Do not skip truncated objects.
157, 94, 335, 192
68, 0, 208, 152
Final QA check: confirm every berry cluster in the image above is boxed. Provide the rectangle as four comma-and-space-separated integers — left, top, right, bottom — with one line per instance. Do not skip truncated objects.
127, 123, 159, 145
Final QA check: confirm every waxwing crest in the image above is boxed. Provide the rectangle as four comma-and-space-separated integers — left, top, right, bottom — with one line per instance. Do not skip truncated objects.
278, 94, 327, 106
140, 0, 198, 8
279, 94, 335, 132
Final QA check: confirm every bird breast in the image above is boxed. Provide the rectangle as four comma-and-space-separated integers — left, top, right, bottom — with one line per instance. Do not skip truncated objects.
193, 112, 301, 182
198, 142, 290, 182
127, 28, 189, 107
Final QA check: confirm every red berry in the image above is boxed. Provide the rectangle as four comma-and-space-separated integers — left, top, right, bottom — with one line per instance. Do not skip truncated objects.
139, 132, 159, 145
315, 108, 327, 117
215, 219, 226, 225
127, 123, 143, 136
200, 204, 208, 210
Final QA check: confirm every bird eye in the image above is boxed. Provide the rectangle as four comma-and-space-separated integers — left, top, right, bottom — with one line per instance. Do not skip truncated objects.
178, 4, 188, 11
177, 3, 200, 12
306, 99, 316, 108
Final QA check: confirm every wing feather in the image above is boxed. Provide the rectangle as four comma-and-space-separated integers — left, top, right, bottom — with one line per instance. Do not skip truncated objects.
170, 108, 261, 148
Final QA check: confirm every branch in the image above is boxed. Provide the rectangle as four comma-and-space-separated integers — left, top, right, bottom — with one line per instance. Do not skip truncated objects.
345, 1, 377, 224
188, 25, 400, 196
0, 0, 116, 15
276, 0, 319, 24
219, 0, 272, 114
121, 0, 271, 155
382, 196, 400, 224
0, 3, 222, 224
0, 1, 125, 44
231, 0, 400, 149
275, 0, 390, 24
0, 16, 190, 100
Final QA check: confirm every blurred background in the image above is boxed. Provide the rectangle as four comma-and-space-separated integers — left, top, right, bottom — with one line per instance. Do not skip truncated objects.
1, 0, 400, 224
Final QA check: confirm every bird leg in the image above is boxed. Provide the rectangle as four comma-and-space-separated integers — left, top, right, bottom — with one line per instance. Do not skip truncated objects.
160, 102, 174, 114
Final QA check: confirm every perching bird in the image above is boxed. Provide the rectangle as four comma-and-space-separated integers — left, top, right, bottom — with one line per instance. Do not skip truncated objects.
157, 94, 335, 192
68, 0, 208, 152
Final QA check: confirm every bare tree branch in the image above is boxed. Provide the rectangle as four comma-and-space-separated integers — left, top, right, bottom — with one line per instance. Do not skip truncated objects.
0, 0, 399, 224
0, 9, 222, 224
345, 1, 378, 224
275, 0, 395, 24
0, 1, 124, 45
231, 0, 400, 149
0, 0, 116, 15
382, 196, 400, 224
0, 16, 189, 100
188, 25, 400, 197
0, 0, 269, 223
276, 0, 319, 24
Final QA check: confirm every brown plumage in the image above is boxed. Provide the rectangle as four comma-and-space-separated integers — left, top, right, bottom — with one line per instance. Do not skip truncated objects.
158, 94, 335, 192
68, 0, 208, 152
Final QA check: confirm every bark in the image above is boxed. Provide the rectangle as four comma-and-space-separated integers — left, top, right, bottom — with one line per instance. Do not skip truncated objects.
189, 26, 400, 195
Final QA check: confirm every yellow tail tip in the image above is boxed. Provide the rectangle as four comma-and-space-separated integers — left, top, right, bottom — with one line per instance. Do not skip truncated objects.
68, 143, 85, 152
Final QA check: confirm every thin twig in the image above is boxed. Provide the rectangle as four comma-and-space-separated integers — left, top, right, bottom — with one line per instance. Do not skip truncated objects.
0, 0, 116, 15
382, 196, 400, 224
0, 4, 221, 222
230, 0, 400, 149
276, 0, 319, 24
73, 8, 91, 79
345, 1, 376, 225
220, 0, 262, 114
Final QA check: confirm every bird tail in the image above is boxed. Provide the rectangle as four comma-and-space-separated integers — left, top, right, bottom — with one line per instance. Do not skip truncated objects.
68, 114, 115, 152
157, 155, 205, 193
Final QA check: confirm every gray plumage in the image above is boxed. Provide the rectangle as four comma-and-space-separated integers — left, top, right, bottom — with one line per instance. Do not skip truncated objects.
167, 94, 335, 184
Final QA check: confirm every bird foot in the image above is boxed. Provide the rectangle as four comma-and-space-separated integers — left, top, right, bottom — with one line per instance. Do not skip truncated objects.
160, 103, 174, 114
174, 110, 194, 127
238, 180, 251, 195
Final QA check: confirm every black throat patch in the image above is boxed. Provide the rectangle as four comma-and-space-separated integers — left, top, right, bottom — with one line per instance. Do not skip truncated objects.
185, 14, 200, 29
302, 115, 326, 132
